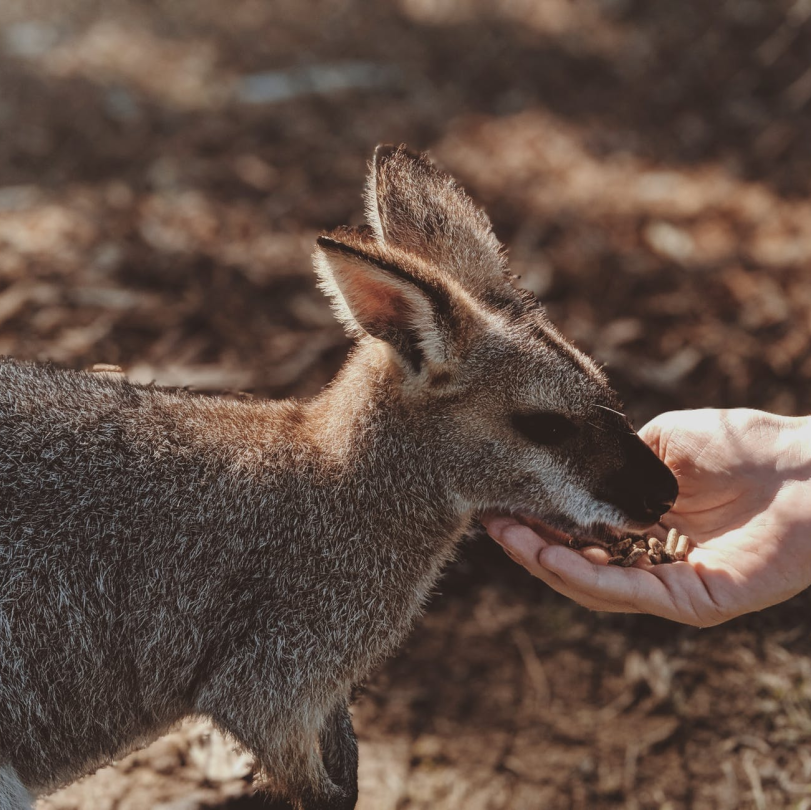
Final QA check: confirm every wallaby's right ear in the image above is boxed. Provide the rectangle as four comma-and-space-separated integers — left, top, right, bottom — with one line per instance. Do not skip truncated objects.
314, 232, 452, 374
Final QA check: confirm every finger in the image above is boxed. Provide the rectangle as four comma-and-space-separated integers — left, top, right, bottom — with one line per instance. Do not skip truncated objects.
494, 538, 638, 613
484, 514, 572, 548
482, 515, 522, 543
491, 524, 568, 586
581, 546, 611, 565
539, 544, 691, 620
485, 516, 616, 562
493, 525, 643, 612
495, 522, 549, 568
494, 523, 611, 571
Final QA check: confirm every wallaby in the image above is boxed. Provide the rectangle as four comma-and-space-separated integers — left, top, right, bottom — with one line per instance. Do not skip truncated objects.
0, 145, 677, 810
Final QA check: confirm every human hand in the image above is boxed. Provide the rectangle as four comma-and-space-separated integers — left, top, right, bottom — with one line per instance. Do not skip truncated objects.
484, 409, 811, 627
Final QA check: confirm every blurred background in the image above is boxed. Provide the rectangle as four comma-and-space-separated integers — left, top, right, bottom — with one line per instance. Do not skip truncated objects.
2, 0, 810, 807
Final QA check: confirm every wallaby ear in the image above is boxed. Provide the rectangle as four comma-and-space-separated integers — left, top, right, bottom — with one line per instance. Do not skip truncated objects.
365, 144, 507, 297
314, 231, 451, 374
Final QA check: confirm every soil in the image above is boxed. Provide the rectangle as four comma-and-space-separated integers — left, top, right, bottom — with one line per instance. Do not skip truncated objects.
1, 0, 811, 808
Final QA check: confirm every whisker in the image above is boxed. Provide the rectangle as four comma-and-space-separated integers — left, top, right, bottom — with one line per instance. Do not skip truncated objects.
595, 404, 626, 418
592, 404, 636, 434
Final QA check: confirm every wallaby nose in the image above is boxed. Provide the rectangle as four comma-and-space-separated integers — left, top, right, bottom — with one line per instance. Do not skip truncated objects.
642, 482, 678, 518
598, 434, 679, 526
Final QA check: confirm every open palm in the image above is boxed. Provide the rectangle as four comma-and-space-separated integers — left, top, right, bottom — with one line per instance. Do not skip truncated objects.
484, 409, 811, 627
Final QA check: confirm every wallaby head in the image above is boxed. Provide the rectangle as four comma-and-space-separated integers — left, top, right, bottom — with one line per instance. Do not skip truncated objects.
315, 145, 677, 539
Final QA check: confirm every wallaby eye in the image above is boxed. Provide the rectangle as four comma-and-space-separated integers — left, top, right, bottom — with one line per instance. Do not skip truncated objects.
512, 411, 577, 446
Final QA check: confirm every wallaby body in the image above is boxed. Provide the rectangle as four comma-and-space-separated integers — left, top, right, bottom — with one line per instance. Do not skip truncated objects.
0, 147, 677, 810
0, 355, 459, 807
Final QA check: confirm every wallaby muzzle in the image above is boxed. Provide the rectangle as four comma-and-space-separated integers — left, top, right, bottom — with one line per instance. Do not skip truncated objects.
597, 432, 679, 526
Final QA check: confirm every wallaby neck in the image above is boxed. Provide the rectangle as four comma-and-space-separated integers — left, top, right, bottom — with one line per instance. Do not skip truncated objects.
304, 342, 473, 538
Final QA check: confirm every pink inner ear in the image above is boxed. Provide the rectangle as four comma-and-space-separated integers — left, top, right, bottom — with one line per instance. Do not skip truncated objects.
345, 270, 414, 334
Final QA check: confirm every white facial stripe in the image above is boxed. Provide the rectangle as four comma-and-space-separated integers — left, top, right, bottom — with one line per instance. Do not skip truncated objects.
517, 454, 628, 533
556, 482, 627, 530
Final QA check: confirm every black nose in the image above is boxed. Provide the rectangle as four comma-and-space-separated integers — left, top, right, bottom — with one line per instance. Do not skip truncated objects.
643, 485, 678, 519
598, 433, 679, 525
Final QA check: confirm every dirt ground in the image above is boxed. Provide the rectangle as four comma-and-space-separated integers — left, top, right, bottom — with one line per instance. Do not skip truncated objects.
2, 0, 811, 807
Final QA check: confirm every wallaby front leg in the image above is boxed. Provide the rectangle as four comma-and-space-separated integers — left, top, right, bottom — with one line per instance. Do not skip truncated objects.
269, 741, 356, 810
319, 701, 358, 806
206, 706, 353, 810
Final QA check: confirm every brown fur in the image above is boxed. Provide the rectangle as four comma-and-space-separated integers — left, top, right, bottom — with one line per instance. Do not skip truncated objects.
0, 146, 676, 810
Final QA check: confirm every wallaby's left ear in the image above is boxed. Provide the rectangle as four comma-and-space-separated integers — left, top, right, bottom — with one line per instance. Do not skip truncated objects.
365, 144, 507, 297
314, 232, 452, 374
